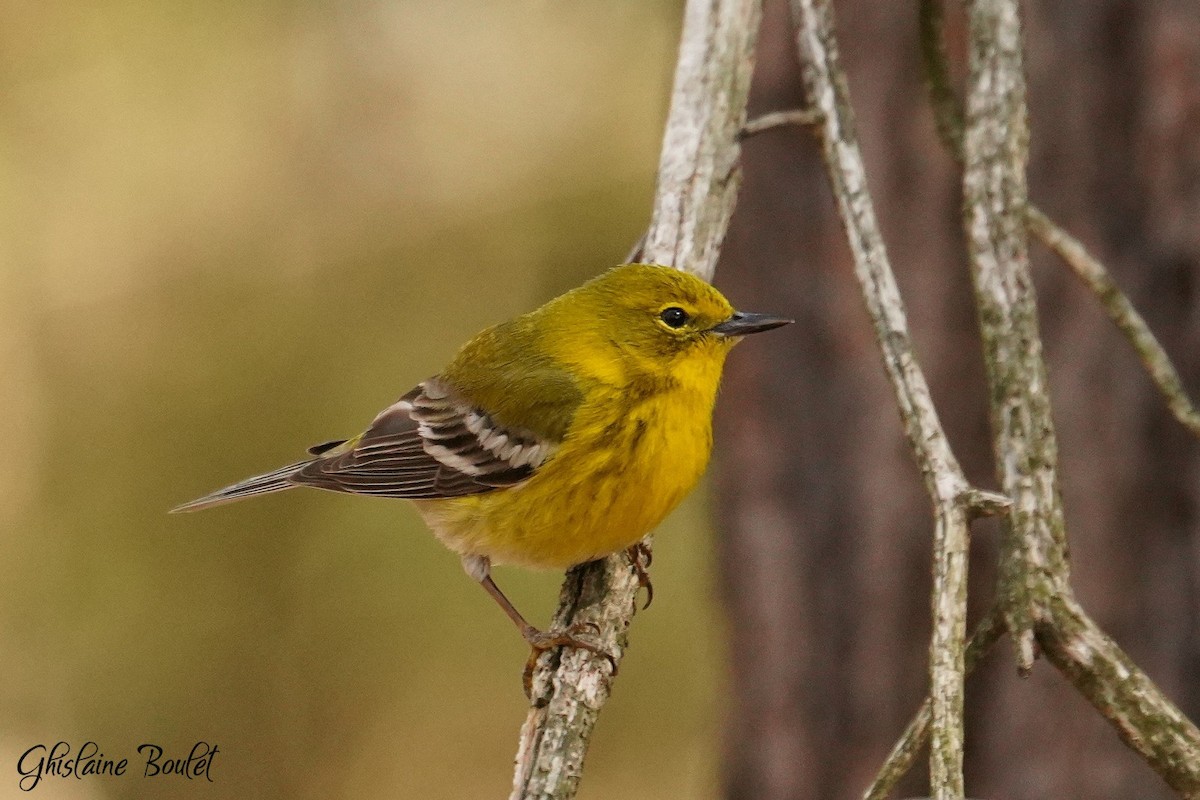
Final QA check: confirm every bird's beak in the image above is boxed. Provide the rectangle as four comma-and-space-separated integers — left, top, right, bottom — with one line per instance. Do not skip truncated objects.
711, 311, 794, 336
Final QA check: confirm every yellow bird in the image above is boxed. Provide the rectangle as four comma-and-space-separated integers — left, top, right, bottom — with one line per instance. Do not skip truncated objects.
173, 264, 791, 669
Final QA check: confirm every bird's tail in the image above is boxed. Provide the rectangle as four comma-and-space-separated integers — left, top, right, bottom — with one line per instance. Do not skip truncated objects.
170, 460, 313, 513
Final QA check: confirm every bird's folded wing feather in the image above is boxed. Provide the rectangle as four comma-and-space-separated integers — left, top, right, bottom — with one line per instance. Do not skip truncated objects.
291, 377, 557, 499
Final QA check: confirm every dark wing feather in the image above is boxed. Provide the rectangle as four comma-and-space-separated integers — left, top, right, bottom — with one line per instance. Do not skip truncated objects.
289, 378, 556, 500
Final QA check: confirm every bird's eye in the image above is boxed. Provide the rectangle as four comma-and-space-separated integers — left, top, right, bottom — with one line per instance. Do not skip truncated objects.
659, 307, 690, 329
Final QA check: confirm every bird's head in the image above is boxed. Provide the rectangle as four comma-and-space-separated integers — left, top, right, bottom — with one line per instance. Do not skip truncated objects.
542, 263, 792, 385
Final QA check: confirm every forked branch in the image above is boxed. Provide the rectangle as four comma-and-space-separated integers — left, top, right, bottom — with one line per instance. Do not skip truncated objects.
920, 0, 1200, 441
788, 0, 1009, 796
789, 0, 1200, 797
960, 0, 1200, 794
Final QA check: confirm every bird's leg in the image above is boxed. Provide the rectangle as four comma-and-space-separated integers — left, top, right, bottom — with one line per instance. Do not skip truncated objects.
625, 540, 654, 609
461, 555, 613, 695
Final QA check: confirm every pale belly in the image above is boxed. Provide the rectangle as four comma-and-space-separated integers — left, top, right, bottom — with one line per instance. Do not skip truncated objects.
413, 394, 715, 569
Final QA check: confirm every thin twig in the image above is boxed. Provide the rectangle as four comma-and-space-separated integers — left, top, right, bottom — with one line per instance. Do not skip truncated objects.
1025, 207, 1200, 438
864, 607, 1005, 800
918, 0, 964, 158
509, 0, 763, 797
963, 487, 1013, 518
624, 231, 647, 264
740, 108, 822, 138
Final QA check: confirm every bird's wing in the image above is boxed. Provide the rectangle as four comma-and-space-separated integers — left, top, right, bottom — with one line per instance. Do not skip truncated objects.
290, 377, 558, 499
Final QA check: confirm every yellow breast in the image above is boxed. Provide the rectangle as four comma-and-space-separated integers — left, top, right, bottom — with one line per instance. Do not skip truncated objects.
415, 353, 725, 569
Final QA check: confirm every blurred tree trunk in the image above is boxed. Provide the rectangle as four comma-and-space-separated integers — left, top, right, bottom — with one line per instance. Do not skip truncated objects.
714, 1, 1200, 798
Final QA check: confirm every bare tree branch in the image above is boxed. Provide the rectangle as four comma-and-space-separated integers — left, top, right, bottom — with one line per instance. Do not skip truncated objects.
1037, 595, 1200, 796
787, 1, 1009, 796
962, 0, 1056, 677
643, 0, 763, 282
919, 0, 1200, 443
511, 561, 640, 800
509, 1, 762, 797
960, 1, 1200, 795
790, 0, 1200, 795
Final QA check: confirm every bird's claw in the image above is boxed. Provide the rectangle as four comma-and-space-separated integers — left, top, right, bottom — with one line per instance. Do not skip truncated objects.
520, 620, 617, 698
626, 542, 654, 609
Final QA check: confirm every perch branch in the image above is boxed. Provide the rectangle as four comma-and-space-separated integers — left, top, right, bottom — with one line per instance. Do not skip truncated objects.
643, 0, 763, 282
510, 0, 762, 797
787, 0, 1009, 795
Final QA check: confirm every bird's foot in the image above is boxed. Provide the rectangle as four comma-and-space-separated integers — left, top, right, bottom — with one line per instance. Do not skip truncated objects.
521, 620, 616, 697
625, 541, 654, 609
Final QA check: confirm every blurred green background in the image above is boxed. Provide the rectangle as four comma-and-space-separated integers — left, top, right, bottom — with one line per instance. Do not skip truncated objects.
0, 2, 732, 798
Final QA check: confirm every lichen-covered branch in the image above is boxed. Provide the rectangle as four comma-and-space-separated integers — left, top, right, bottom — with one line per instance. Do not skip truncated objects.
962, 0, 1065, 675
788, 0, 970, 492
920, 0, 1200, 443
1037, 594, 1200, 796
787, 1, 1009, 796
790, 1, 1200, 795
959, 0, 1200, 794
509, 1, 762, 797
511, 560, 642, 799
